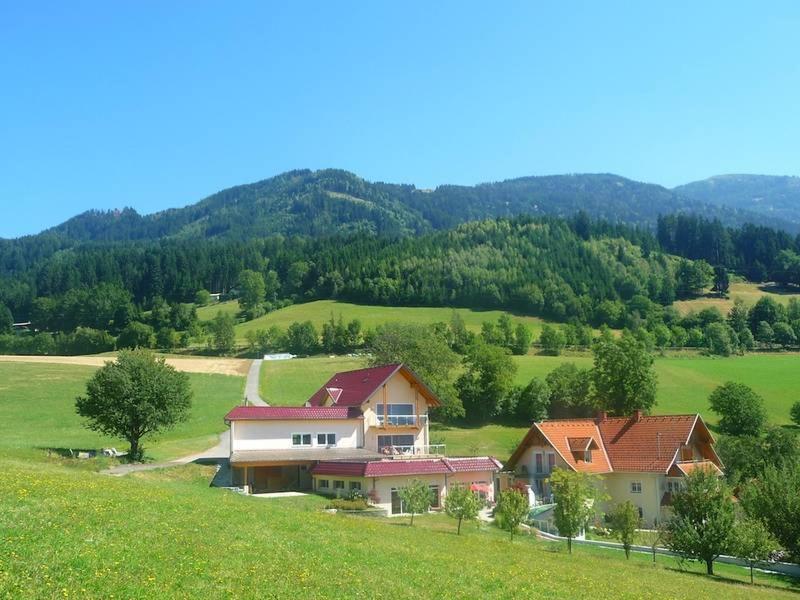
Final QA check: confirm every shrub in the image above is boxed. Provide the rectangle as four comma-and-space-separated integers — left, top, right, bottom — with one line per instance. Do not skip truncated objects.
326, 498, 370, 511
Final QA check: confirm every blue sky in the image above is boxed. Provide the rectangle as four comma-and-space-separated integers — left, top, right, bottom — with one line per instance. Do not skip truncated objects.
2, 1, 799, 238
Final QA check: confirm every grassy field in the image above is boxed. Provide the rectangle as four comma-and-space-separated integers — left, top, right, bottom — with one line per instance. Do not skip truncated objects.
200, 299, 547, 341
672, 281, 800, 315
0, 362, 244, 462
1, 457, 795, 599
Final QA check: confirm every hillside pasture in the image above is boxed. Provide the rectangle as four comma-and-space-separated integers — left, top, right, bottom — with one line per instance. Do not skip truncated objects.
672, 281, 800, 315
0, 362, 244, 462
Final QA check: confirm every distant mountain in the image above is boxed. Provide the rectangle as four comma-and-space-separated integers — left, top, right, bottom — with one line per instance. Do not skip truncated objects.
42, 169, 798, 242
675, 174, 800, 229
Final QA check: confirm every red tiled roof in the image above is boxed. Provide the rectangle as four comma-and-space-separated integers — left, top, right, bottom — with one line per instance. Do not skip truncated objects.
598, 414, 699, 472
311, 456, 503, 478
307, 364, 403, 407
224, 406, 361, 421
567, 437, 593, 452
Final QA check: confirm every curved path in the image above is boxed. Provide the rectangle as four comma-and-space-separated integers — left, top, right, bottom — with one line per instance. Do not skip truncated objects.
103, 358, 264, 476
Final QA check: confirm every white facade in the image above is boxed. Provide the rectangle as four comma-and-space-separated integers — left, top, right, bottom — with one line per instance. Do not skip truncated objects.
231, 419, 361, 452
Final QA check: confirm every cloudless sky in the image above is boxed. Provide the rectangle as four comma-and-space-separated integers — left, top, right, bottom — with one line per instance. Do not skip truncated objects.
2, 1, 800, 237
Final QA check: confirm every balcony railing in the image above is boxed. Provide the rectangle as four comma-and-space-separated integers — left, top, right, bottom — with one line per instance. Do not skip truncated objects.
376, 414, 428, 427
379, 444, 446, 457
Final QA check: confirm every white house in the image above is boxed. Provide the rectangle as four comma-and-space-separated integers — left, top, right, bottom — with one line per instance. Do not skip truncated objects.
224, 363, 502, 515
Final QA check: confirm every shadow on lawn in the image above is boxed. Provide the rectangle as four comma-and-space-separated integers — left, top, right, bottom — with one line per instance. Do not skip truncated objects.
665, 567, 800, 594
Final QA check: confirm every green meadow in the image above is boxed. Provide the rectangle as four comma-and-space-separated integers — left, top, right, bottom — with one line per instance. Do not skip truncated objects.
1, 457, 796, 599
0, 362, 244, 462
199, 299, 547, 341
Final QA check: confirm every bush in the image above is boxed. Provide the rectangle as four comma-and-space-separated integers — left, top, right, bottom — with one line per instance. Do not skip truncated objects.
326, 498, 370, 511
708, 382, 767, 437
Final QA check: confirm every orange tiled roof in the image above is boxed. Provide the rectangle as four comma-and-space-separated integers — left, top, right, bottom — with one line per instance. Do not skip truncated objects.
536, 420, 612, 474
668, 460, 723, 477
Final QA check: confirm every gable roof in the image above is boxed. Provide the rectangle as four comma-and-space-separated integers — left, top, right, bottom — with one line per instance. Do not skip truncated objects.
224, 406, 362, 422
306, 363, 440, 408
507, 413, 721, 475
311, 456, 503, 478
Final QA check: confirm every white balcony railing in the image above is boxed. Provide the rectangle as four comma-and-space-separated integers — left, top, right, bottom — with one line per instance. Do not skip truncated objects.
379, 444, 446, 457
376, 414, 428, 427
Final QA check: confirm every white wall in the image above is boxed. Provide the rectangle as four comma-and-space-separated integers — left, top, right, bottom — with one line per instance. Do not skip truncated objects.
602, 472, 665, 526
515, 444, 567, 476
361, 372, 430, 452
232, 420, 360, 451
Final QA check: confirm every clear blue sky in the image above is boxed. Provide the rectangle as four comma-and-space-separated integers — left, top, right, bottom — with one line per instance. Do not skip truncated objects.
2, 1, 799, 238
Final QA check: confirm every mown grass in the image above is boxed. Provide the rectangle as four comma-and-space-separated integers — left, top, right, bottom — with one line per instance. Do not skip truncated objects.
259, 355, 360, 405
1, 457, 795, 599
200, 299, 547, 341
672, 281, 800, 315
0, 362, 244, 462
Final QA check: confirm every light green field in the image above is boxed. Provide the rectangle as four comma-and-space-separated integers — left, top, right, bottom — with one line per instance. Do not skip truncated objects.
672, 281, 800, 315
202, 299, 547, 341
260, 355, 360, 404
1, 457, 794, 598
195, 299, 241, 321
0, 362, 244, 462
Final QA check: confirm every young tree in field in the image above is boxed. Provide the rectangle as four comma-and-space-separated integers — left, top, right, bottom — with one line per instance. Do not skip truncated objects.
742, 463, 800, 560
666, 467, 735, 575
639, 527, 664, 564
75, 349, 192, 461
455, 341, 517, 423
734, 519, 779, 584
550, 469, 602, 554
591, 330, 657, 416
398, 479, 433, 526
538, 324, 566, 356
208, 312, 236, 355
511, 323, 532, 356
444, 485, 482, 534
237, 269, 266, 319
0, 302, 13, 333
194, 289, 212, 306
708, 382, 766, 437
609, 501, 642, 559
496, 488, 529, 541
712, 266, 730, 297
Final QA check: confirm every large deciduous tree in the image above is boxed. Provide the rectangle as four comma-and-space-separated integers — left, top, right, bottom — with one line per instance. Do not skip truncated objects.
455, 341, 517, 424
708, 382, 766, 437
591, 331, 657, 416
75, 349, 192, 461
742, 463, 800, 561
237, 269, 266, 319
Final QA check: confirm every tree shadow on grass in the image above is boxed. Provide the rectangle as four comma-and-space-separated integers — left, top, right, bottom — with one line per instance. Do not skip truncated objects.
664, 566, 800, 594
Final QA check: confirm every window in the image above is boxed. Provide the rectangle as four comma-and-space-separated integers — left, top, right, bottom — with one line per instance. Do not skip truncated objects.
333, 480, 345, 490
637, 506, 643, 519
378, 434, 416, 451
318, 479, 329, 489
349, 481, 362, 491
667, 480, 682, 494
429, 485, 440, 508
391, 489, 404, 515
630, 481, 642, 494
535, 453, 543, 474
547, 453, 556, 473
584, 450, 592, 463
317, 433, 336, 446
292, 433, 312, 447
377, 403, 415, 425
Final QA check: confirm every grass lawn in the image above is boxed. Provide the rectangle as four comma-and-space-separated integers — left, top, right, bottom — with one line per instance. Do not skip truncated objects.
672, 281, 800, 315
513, 352, 800, 426
1, 457, 796, 599
260, 355, 362, 405
201, 299, 547, 341
195, 299, 241, 321
0, 362, 244, 462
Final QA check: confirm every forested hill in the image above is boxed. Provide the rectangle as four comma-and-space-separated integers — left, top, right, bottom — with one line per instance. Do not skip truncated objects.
40, 169, 796, 242
675, 174, 800, 228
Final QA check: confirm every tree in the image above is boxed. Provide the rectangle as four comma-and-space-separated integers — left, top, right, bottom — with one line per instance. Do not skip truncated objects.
734, 519, 780, 584
538, 324, 566, 356
755, 321, 774, 347
639, 528, 664, 564
792, 401, 800, 427
0, 302, 13, 333
455, 341, 517, 423
591, 331, 657, 416
238, 270, 266, 319
712, 266, 730, 297
742, 463, 800, 560
727, 298, 749, 333
368, 323, 463, 421
716, 426, 800, 484
704, 322, 733, 356
496, 488, 529, 541
545, 363, 595, 418
772, 322, 797, 348
448, 311, 471, 353
398, 479, 433, 526
75, 349, 192, 461
194, 289, 212, 306
550, 469, 602, 554
116, 321, 156, 349
156, 327, 179, 350
444, 485, 482, 534
666, 467, 735, 575
675, 259, 713, 299
708, 382, 766, 437
609, 501, 642, 559
510, 323, 532, 356
209, 312, 236, 355
748, 296, 786, 331
285, 321, 319, 356
511, 377, 551, 423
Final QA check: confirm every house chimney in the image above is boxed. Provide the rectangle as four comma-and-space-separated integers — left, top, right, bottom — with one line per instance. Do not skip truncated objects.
595, 410, 608, 423
633, 409, 643, 422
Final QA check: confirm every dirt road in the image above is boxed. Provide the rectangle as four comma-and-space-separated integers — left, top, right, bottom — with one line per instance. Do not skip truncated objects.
0, 354, 251, 376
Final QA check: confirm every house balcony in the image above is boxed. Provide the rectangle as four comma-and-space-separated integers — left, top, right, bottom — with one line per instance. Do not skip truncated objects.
375, 414, 428, 428
379, 444, 446, 458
